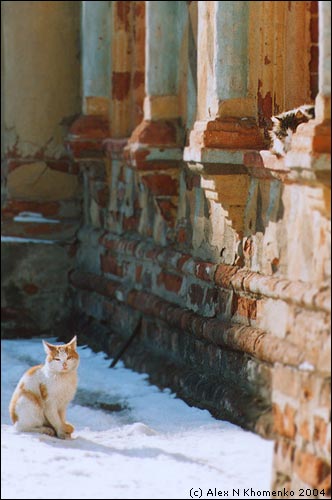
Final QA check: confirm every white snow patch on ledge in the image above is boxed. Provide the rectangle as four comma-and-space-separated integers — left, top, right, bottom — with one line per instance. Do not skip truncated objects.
13, 211, 60, 224
299, 361, 315, 371
1, 236, 58, 244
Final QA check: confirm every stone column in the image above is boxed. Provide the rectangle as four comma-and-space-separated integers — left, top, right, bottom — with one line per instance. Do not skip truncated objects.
67, 1, 111, 229
109, 1, 145, 139
182, 1, 262, 264
126, 0, 187, 151
124, 1, 187, 244
185, 1, 263, 163
143, 2, 179, 121
110, 1, 133, 138
198, 1, 252, 120
82, 1, 111, 117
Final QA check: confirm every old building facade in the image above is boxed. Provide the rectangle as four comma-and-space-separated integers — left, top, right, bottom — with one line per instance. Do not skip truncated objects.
1, 1, 331, 496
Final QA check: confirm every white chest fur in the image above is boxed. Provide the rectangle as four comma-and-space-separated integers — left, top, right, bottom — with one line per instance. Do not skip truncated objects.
41, 367, 78, 406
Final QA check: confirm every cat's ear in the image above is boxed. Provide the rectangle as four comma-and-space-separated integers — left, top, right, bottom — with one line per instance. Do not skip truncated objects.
271, 116, 281, 124
295, 110, 305, 120
300, 106, 315, 119
43, 340, 56, 354
67, 336, 77, 349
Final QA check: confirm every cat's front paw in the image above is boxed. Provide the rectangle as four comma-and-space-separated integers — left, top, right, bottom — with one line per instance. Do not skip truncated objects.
41, 426, 56, 437
56, 430, 68, 440
64, 422, 74, 434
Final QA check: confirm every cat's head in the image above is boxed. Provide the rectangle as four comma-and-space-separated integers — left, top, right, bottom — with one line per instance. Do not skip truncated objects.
297, 104, 315, 120
269, 104, 315, 156
271, 105, 315, 131
43, 336, 79, 373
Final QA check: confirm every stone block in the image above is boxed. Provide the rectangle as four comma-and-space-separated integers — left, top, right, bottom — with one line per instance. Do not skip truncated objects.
294, 450, 330, 488
1, 240, 74, 335
156, 271, 183, 294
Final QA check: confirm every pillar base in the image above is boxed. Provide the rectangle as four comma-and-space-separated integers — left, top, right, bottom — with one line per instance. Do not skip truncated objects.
188, 117, 265, 150
124, 118, 184, 170
123, 118, 185, 241
66, 115, 110, 159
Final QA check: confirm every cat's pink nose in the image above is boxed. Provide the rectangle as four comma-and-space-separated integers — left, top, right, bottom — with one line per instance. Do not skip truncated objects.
63, 362, 68, 369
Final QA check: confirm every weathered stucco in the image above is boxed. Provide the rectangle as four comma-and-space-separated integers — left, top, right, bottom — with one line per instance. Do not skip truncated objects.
7, 162, 80, 201
1, 1, 82, 338
3, 1, 81, 159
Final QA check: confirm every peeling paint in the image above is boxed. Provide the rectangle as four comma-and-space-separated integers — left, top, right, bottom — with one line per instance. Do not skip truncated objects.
116, 1, 131, 31
134, 2, 145, 18
257, 80, 272, 138
133, 71, 145, 90
273, 95, 280, 116
112, 72, 131, 100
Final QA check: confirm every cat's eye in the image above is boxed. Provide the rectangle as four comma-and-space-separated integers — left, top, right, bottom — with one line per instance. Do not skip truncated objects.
54, 358, 61, 361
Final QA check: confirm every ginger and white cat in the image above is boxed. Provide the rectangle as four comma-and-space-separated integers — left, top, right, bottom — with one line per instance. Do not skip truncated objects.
9, 336, 79, 439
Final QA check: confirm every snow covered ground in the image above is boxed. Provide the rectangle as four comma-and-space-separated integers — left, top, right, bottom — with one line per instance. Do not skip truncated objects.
1, 338, 274, 499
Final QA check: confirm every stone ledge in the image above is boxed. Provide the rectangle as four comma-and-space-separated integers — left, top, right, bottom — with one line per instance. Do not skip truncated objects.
244, 150, 289, 173
1, 218, 80, 242
184, 146, 249, 172
127, 119, 184, 148
123, 118, 185, 176
69, 269, 316, 370
98, 232, 331, 314
124, 143, 183, 171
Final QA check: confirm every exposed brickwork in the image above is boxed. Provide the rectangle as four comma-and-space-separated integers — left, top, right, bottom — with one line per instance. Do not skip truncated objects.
231, 294, 257, 321
68, 180, 330, 491
2, 199, 60, 218
69, 262, 321, 372
141, 174, 178, 196
157, 271, 183, 294
294, 450, 330, 488
128, 119, 182, 148
70, 287, 273, 434
65, 126, 330, 495
97, 234, 330, 314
